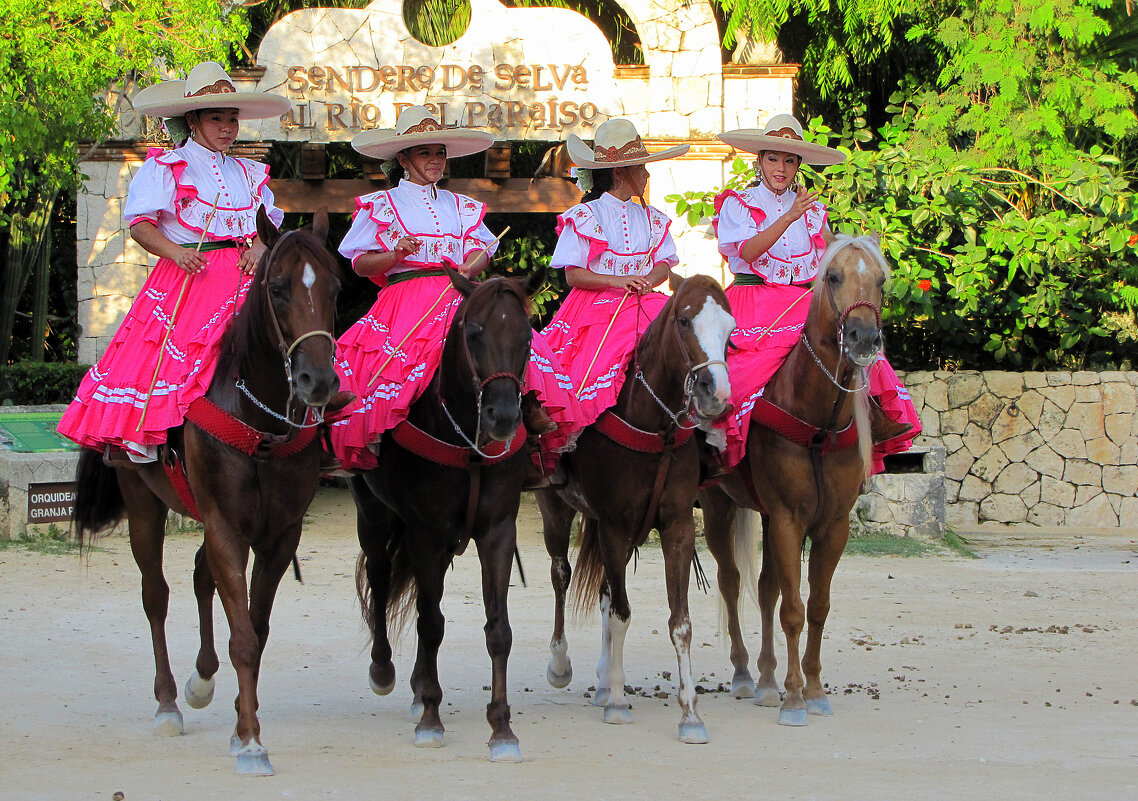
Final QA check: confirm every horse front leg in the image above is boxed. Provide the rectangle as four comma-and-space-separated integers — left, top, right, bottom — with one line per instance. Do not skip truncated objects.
118, 469, 182, 736
754, 512, 783, 708
536, 488, 575, 689
699, 487, 753, 698
184, 544, 219, 711
410, 545, 448, 748
476, 520, 522, 762
765, 510, 809, 726
801, 515, 850, 717
659, 511, 708, 744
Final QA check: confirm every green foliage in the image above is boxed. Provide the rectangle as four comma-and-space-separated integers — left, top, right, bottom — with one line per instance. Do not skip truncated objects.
0, 361, 89, 405
0, 525, 81, 554
488, 228, 567, 326
665, 157, 754, 226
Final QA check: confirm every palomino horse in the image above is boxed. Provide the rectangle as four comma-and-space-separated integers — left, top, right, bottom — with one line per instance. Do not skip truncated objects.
698, 233, 888, 727
351, 268, 543, 762
536, 273, 734, 743
73, 208, 342, 775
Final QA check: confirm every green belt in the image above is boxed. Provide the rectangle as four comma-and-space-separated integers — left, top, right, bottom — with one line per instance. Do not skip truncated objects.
179, 240, 239, 252
386, 268, 448, 285
731, 273, 811, 288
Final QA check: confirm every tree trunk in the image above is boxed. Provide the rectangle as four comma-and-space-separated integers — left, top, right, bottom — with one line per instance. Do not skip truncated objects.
0, 193, 57, 365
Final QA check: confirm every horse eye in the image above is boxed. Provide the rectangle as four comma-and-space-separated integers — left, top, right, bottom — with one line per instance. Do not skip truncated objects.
466, 322, 484, 339
269, 283, 288, 300
827, 272, 841, 285
678, 316, 690, 328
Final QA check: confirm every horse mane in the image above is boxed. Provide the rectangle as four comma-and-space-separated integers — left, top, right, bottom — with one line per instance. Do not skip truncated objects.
217, 229, 343, 378
812, 235, 886, 476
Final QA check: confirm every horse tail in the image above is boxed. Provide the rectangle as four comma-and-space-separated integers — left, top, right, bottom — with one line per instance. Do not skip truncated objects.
72, 449, 125, 548
355, 551, 375, 634
569, 517, 605, 619
354, 525, 419, 646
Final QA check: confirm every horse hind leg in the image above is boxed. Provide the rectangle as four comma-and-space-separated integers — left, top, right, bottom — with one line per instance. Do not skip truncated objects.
536, 488, 574, 689
700, 488, 753, 699
184, 544, 218, 710
754, 512, 783, 709
119, 470, 183, 736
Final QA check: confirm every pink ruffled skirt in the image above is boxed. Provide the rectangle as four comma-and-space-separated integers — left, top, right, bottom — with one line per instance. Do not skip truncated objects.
329, 274, 581, 471
539, 286, 669, 453
721, 282, 921, 473
58, 249, 251, 457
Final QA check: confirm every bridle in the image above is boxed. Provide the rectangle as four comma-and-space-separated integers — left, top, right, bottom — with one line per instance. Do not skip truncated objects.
437, 282, 528, 458
236, 230, 338, 430
801, 262, 883, 393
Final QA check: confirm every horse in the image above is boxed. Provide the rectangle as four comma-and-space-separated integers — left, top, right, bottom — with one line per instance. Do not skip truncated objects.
72, 208, 343, 775
697, 233, 887, 727
350, 267, 544, 762
536, 273, 734, 744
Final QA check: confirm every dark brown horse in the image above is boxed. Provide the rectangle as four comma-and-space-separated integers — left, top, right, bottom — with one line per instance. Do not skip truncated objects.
699, 233, 886, 726
73, 208, 342, 775
351, 268, 543, 762
536, 273, 734, 744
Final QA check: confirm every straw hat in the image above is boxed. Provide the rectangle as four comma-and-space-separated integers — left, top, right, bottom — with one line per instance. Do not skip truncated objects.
718, 114, 845, 166
351, 106, 497, 161
566, 119, 688, 169
132, 61, 291, 120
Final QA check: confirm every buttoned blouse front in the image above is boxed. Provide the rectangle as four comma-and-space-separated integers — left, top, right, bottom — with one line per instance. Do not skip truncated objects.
715, 182, 828, 284
123, 137, 282, 245
551, 192, 679, 276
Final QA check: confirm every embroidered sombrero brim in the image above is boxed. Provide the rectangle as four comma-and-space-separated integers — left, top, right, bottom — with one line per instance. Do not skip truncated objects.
718, 129, 845, 165
566, 135, 689, 169
351, 128, 497, 161
132, 82, 291, 120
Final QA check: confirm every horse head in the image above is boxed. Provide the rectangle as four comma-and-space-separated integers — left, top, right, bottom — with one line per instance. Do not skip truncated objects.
638, 273, 734, 427
439, 266, 544, 443
248, 206, 343, 409
813, 232, 889, 371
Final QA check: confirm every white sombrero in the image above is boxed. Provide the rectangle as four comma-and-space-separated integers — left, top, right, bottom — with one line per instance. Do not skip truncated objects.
351, 106, 497, 161
718, 114, 845, 166
131, 61, 291, 120
566, 119, 688, 169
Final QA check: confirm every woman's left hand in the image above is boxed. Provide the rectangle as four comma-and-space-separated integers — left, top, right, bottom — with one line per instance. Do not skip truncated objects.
238, 239, 266, 275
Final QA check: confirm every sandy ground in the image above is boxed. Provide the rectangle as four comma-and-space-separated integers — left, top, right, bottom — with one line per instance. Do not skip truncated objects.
2, 487, 1136, 801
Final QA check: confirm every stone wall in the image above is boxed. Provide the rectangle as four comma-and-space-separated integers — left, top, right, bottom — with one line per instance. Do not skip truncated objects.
903, 370, 1138, 528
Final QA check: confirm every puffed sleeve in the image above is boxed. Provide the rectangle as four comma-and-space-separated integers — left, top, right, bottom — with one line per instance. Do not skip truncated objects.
550, 223, 590, 270
257, 179, 284, 229
713, 191, 764, 262
339, 192, 396, 266
124, 157, 176, 228
455, 194, 498, 260
646, 206, 679, 268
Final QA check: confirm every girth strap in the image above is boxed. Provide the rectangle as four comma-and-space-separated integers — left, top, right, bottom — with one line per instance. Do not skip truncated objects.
594, 410, 695, 452
749, 396, 858, 453
388, 419, 526, 468
186, 396, 319, 460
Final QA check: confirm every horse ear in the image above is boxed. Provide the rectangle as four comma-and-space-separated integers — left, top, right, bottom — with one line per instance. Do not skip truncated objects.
257, 206, 278, 247
312, 207, 329, 242
668, 270, 683, 293
866, 230, 881, 245
822, 226, 837, 246
523, 266, 547, 298
443, 264, 475, 297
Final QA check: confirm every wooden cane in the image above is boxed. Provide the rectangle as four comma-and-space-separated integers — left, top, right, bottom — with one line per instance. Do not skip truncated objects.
135, 192, 222, 431
366, 226, 511, 388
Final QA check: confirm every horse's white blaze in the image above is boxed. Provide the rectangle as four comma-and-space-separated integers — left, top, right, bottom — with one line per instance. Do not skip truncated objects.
856, 257, 867, 276
691, 298, 735, 401
302, 262, 316, 311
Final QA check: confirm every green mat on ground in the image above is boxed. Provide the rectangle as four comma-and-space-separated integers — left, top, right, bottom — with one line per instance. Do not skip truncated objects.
0, 412, 78, 453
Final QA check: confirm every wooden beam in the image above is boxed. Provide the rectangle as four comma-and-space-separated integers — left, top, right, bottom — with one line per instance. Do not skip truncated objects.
300, 143, 326, 180
268, 177, 581, 215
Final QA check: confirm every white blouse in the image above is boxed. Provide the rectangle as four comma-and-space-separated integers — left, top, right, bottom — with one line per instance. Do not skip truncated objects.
339, 180, 497, 276
124, 137, 283, 245
551, 192, 679, 276
715, 183, 828, 283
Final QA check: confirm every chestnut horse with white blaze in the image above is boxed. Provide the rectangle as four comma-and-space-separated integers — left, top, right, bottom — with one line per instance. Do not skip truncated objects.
699, 233, 888, 727
538, 272, 734, 744
72, 209, 343, 775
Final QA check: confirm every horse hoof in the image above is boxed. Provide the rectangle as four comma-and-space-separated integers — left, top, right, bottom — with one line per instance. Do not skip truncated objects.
779, 707, 809, 727
590, 688, 611, 707
678, 721, 709, 744
603, 703, 632, 725
489, 740, 523, 763
184, 671, 215, 709
414, 727, 445, 748
153, 711, 184, 737
546, 663, 572, 689
753, 687, 782, 708
369, 674, 396, 696
234, 742, 274, 776
806, 696, 833, 716
731, 674, 756, 699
